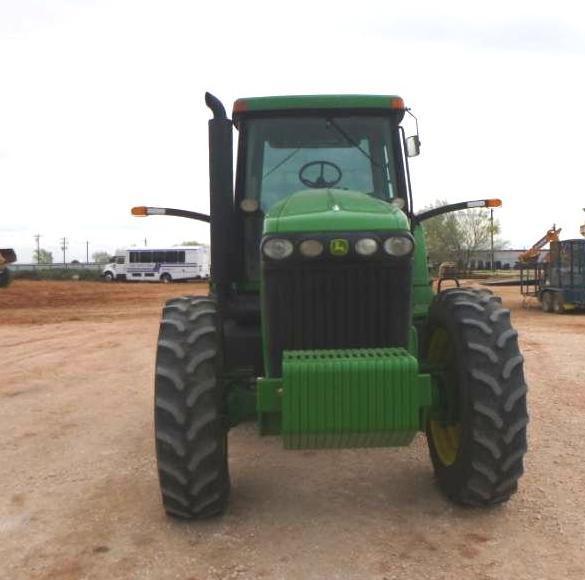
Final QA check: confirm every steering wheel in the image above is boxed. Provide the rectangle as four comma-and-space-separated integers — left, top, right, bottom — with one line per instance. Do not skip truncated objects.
299, 161, 343, 189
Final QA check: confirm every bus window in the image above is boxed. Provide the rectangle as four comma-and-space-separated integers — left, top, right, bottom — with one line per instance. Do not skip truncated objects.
140, 251, 153, 263
177, 251, 185, 264
130, 252, 139, 263
153, 251, 165, 263
164, 251, 178, 263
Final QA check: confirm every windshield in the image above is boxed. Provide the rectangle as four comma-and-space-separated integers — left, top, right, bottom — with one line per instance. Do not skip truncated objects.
243, 116, 399, 211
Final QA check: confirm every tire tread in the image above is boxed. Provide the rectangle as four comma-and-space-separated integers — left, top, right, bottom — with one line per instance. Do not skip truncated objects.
154, 295, 229, 519
426, 288, 529, 506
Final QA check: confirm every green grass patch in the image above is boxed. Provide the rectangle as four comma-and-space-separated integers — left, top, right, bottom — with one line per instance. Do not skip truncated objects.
13, 268, 103, 281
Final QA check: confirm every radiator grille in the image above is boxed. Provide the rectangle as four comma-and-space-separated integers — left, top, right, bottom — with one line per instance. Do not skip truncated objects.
263, 260, 411, 375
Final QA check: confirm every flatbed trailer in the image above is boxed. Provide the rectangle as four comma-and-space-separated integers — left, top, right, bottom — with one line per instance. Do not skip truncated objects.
521, 239, 585, 313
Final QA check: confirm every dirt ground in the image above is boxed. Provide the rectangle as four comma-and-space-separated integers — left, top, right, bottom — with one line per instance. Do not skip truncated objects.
1, 280, 584, 580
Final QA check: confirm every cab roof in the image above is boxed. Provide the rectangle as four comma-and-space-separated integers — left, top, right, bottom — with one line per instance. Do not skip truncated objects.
232, 94, 405, 119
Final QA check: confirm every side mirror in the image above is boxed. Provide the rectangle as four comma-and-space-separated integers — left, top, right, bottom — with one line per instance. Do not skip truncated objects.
406, 135, 421, 157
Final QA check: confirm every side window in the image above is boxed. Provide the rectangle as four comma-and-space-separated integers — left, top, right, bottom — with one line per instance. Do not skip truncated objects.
383, 144, 395, 198
164, 251, 178, 263
153, 251, 165, 263
177, 251, 185, 264
116, 256, 125, 265
130, 252, 138, 263
140, 251, 152, 263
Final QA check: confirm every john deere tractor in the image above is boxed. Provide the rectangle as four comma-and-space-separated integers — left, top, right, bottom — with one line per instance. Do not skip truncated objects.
136, 93, 528, 519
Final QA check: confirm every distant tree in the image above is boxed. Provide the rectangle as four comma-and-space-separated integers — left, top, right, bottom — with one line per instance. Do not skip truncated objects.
422, 200, 504, 271
179, 240, 209, 247
457, 208, 501, 271
33, 248, 53, 264
92, 251, 112, 264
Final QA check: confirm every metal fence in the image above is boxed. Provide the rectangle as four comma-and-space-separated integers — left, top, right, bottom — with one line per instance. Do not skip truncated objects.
11, 263, 104, 272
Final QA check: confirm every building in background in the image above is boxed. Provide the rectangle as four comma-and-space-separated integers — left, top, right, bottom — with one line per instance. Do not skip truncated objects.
468, 249, 550, 271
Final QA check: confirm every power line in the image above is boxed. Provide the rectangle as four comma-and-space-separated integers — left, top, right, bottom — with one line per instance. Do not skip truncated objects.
60, 237, 68, 266
34, 234, 41, 264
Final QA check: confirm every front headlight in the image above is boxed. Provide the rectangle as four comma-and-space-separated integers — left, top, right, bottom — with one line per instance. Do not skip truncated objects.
263, 238, 294, 260
299, 239, 324, 258
355, 238, 378, 256
383, 236, 414, 257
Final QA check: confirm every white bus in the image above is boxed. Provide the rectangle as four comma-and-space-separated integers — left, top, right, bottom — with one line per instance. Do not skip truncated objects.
102, 246, 210, 283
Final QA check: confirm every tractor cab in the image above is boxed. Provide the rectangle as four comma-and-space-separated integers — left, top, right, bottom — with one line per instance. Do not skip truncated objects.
231, 96, 413, 285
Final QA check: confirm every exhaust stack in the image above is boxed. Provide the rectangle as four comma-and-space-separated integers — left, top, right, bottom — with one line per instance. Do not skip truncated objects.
205, 92, 234, 300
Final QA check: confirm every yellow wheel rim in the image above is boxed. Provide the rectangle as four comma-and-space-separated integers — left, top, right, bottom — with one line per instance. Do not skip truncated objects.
430, 421, 461, 466
427, 327, 462, 467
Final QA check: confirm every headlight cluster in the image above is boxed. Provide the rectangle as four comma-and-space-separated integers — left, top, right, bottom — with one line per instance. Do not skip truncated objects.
263, 235, 414, 260
263, 238, 294, 260
355, 238, 378, 256
299, 239, 324, 257
383, 236, 414, 257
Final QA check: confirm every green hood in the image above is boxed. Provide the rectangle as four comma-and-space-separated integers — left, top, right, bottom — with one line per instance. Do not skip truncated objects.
263, 189, 409, 234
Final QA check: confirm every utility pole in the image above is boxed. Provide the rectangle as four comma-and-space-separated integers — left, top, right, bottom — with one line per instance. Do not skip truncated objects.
490, 208, 495, 272
34, 234, 41, 264
60, 237, 68, 266
86, 241, 89, 264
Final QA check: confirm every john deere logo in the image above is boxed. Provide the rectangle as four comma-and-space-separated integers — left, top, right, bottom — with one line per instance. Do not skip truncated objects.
330, 239, 349, 256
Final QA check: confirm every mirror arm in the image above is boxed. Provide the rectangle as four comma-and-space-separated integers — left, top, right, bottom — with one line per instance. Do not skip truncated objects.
415, 199, 501, 223
131, 206, 210, 223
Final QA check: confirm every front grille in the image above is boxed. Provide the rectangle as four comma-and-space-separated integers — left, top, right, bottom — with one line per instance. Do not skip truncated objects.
263, 260, 412, 375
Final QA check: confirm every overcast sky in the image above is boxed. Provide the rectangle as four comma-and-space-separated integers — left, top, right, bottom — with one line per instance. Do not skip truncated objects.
2, 0, 585, 262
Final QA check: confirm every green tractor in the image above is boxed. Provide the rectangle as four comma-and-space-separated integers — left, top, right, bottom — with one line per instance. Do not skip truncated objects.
137, 93, 528, 519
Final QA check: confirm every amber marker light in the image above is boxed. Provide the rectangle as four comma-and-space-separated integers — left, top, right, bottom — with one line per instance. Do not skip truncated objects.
131, 206, 148, 216
467, 199, 502, 209
390, 97, 405, 109
232, 99, 248, 114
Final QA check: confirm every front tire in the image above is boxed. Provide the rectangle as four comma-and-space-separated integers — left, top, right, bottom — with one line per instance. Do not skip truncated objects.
160, 273, 172, 284
154, 296, 230, 518
424, 288, 528, 506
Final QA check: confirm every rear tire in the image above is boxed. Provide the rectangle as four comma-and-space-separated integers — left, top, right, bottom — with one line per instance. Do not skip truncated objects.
424, 288, 528, 506
552, 292, 565, 314
160, 273, 172, 284
154, 296, 230, 518
541, 292, 553, 313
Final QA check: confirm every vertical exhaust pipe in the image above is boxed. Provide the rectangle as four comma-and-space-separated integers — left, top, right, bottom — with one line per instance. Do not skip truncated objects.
205, 92, 234, 302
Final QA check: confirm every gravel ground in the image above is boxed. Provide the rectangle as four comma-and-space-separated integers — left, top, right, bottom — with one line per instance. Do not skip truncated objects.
1, 280, 584, 580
